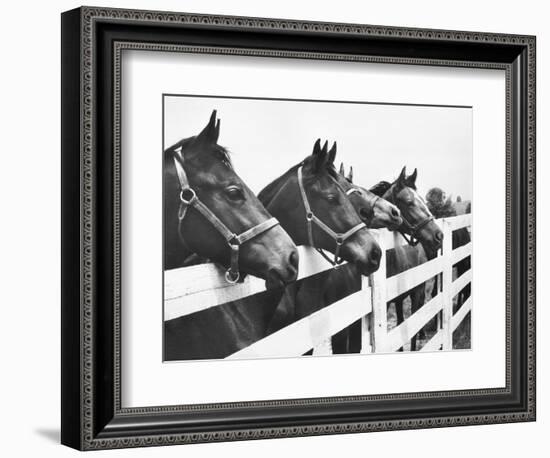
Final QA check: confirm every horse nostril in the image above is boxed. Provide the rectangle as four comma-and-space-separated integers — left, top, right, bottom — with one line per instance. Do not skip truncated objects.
289, 249, 299, 271
391, 207, 400, 218
435, 230, 444, 242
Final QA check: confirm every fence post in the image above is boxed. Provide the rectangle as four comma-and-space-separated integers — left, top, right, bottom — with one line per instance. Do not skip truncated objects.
360, 275, 373, 354
441, 220, 454, 350
312, 339, 333, 356
370, 232, 388, 353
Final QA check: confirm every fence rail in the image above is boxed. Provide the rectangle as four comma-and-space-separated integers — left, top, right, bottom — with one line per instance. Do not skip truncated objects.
164, 214, 472, 357
164, 246, 335, 321
228, 280, 372, 359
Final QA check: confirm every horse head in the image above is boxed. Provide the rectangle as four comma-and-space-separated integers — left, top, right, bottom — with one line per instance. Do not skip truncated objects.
426, 187, 457, 219
374, 166, 443, 257
164, 110, 299, 289
259, 139, 381, 276
337, 161, 403, 230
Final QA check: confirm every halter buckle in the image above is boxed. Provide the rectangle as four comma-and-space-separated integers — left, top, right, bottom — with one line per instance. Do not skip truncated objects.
306, 212, 313, 221
336, 237, 343, 245
225, 270, 240, 284
179, 188, 196, 205
228, 235, 240, 247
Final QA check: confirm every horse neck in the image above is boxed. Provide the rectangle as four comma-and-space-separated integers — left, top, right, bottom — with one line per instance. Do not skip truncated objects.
258, 165, 299, 205
259, 170, 308, 246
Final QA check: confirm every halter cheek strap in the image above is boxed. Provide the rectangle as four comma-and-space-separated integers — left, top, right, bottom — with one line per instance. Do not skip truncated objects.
173, 151, 279, 283
297, 166, 367, 265
389, 187, 434, 247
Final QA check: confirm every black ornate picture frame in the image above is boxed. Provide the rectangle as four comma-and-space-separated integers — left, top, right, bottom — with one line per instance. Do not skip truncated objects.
61, 6, 536, 450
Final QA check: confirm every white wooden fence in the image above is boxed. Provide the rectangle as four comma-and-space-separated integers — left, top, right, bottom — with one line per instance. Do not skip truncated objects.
164, 214, 472, 358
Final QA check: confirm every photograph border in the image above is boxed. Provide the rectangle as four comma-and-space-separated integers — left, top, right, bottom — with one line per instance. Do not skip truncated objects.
61, 6, 535, 450
161, 92, 474, 363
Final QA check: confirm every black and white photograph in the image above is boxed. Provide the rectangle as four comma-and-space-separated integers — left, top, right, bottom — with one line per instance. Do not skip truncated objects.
54, 3, 537, 453
162, 95, 473, 361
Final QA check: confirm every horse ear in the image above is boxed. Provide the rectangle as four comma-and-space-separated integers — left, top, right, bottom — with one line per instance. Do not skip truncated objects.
321, 140, 329, 155
405, 168, 418, 187
327, 142, 337, 165
309, 139, 329, 174
339, 162, 345, 175
214, 118, 220, 141
396, 166, 407, 187
195, 110, 220, 145
312, 138, 322, 155
347, 166, 354, 183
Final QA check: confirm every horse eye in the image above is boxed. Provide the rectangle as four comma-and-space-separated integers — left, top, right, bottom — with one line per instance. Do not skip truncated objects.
326, 194, 339, 203
225, 186, 245, 201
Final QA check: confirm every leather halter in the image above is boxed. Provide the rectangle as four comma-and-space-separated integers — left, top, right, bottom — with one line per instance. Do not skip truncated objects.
390, 187, 434, 247
173, 150, 280, 283
345, 187, 380, 226
297, 166, 367, 265
399, 215, 434, 246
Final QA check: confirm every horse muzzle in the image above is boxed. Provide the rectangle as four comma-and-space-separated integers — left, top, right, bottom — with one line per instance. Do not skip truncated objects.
357, 243, 381, 276
340, 237, 382, 276
265, 248, 299, 289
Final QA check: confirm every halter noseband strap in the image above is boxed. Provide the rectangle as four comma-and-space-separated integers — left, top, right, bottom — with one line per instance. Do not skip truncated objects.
173, 150, 279, 283
297, 166, 367, 265
398, 216, 434, 246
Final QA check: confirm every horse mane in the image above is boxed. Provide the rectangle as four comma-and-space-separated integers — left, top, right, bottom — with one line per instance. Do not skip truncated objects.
369, 181, 392, 196
370, 173, 418, 197
164, 136, 233, 169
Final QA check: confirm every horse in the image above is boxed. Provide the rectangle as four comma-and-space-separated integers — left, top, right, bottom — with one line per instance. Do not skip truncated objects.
164, 110, 299, 287
370, 167, 443, 351
259, 139, 382, 333
326, 161, 405, 353
280, 148, 419, 355
338, 162, 403, 231
164, 130, 381, 361
301, 164, 442, 354
425, 187, 471, 310
260, 142, 403, 354
163, 110, 300, 360
258, 139, 381, 276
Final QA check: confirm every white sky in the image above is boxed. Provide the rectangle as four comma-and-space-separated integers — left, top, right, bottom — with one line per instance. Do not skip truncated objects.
164, 96, 472, 201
